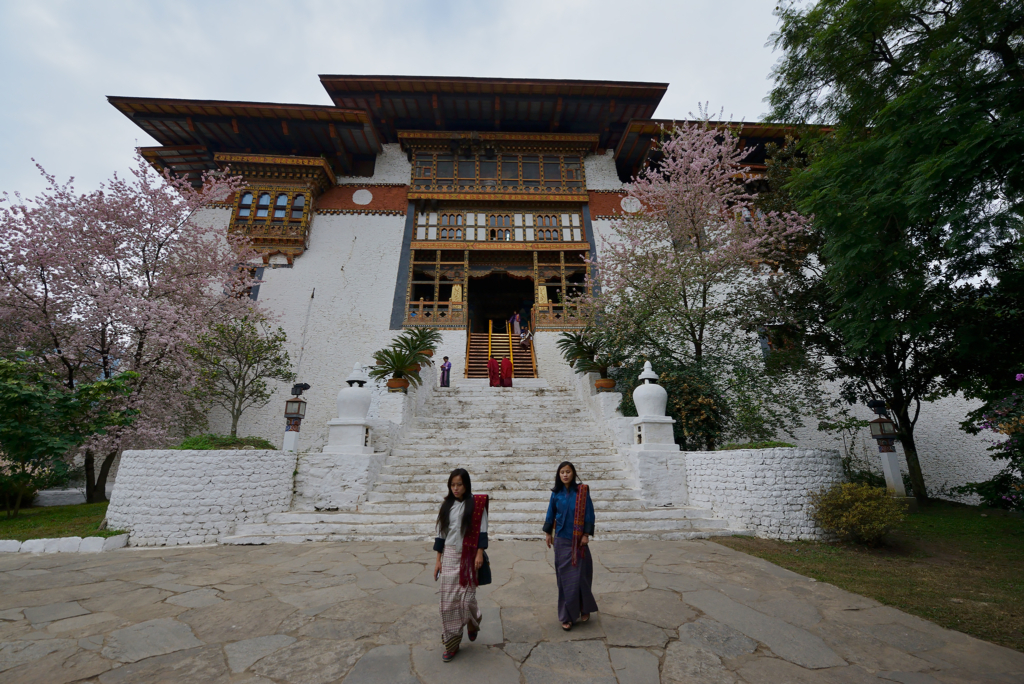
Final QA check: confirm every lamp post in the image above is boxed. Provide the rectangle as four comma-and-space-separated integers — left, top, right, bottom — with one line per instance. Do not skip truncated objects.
283, 383, 310, 453
866, 399, 907, 498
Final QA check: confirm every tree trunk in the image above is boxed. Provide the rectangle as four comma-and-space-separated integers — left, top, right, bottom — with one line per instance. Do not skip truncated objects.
92, 450, 119, 504
894, 405, 929, 505
12, 492, 23, 518
230, 411, 240, 438
84, 448, 101, 503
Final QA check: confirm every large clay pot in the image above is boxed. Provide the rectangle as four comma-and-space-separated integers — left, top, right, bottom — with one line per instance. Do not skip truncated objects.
422, 350, 434, 357
406, 363, 421, 372
387, 377, 410, 392
595, 378, 616, 391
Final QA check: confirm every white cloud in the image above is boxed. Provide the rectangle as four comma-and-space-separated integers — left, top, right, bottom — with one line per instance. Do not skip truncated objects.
0, 0, 781, 196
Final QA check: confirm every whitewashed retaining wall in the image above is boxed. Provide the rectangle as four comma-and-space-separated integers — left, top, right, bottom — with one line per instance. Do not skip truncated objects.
686, 447, 844, 541
106, 450, 297, 546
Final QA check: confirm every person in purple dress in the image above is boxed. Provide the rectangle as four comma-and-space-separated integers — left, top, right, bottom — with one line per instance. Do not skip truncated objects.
440, 356, 452, 387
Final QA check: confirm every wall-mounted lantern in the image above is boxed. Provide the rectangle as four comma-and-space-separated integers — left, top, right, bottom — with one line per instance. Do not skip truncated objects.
283, 383, 311, 453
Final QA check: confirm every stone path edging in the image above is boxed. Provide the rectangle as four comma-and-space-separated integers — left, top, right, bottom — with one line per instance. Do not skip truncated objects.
0, 534, 128, 553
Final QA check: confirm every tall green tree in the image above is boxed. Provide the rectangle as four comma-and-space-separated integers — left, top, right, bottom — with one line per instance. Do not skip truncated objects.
0, 356, 136, 517
187, 314, 295, 437
767, 0, 1024, 503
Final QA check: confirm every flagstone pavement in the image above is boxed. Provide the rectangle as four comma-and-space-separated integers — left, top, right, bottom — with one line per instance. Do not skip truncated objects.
1, 540, 1022, 683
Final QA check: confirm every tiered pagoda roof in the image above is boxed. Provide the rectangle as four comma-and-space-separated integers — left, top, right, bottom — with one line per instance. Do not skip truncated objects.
110, 76, 798, 184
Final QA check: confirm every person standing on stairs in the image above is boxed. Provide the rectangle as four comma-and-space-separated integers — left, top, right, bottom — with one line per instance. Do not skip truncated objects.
434, 468, 489, 662
500, 355, 514, 387
440, 356, 451, 388
543, 461, 598, 631
510, 311, 522, 336
487, 355, 500, 387
519, 328, 533, 351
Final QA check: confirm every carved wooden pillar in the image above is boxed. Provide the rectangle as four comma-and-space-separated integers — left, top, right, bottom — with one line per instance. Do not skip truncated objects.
532, 250, 539, 325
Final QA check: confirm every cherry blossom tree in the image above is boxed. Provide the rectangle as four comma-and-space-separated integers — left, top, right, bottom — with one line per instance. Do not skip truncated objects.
586, 119, 821, 443
0, 152, 257, 501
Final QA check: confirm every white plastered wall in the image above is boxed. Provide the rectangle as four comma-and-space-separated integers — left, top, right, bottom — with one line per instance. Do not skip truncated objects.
584, 150, 624, 191
209, 211, 411, 451
335, 144, 410, 185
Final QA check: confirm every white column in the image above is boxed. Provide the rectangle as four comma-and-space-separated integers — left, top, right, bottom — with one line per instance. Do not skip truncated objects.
880, 453, 907, 497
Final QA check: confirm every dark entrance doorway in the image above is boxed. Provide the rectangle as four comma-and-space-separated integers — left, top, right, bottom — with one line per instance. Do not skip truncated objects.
467, 271, 534, 333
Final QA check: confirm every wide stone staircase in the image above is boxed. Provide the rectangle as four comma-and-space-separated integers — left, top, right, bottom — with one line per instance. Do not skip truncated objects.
466, 326, 537, 379
221, 379, 742, 544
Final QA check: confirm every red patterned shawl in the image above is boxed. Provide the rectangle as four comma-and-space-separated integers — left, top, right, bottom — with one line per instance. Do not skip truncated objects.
571, 484, 589, 566
460, 494, 488, 587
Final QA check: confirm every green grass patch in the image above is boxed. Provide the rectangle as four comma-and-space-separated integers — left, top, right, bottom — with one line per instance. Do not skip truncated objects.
172, 433, 277, 450
0, 502, 126, 541
716, 500, 1024, 652
718, 440, 796, 450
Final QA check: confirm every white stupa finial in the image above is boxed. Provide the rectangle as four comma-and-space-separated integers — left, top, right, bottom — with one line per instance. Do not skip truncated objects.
639, 360, 658, 383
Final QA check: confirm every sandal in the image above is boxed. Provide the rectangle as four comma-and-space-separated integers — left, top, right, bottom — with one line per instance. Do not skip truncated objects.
442, 648, 458, 662
561, 622, 573, 631
580, 613, 590, 622
468, 629, 478, 642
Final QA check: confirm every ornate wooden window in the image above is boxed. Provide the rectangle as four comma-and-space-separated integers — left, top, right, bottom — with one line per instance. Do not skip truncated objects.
232, 187, 314, 260
255, 193, 271, 217
218, 153, 334, 263
290, 195, 305, 219
535, 215, 560, 241
439, 214, 463, 240
405, 249, 468, 328
487, 214, 511, 241
238, 192, 253, 217
273, 193, 289, 219
411, 152, 585, 195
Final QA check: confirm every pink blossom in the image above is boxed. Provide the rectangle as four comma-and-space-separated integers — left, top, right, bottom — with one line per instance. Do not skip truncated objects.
0, 151, 258, 499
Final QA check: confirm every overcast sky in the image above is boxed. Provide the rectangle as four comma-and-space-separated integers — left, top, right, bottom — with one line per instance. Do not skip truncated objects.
0, 0, 785, 198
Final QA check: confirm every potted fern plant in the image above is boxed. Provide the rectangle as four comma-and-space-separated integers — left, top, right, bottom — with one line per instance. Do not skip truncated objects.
556, 327, 622, 390
368, 347, 425, 392
399, 327, 443, 359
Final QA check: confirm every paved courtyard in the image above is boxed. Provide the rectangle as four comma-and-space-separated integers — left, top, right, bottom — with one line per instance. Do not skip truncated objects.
1, 540, 1022, 683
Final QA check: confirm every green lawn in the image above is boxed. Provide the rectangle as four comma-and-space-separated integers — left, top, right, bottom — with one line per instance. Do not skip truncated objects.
716, 500, 1024, 652
0, 502, 125, 541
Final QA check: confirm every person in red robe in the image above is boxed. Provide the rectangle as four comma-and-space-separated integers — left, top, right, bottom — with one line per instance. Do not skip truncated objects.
501, 356, 513, 387
487, 356, 501, 387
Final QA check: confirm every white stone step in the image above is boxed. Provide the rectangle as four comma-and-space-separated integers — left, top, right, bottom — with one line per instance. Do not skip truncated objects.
266, 506, 711, 525
352, 500, 697, 515
384, 452, 623, 464
233, 513, 731, 537
374, 469, 632, 482
364, 489, 646, 504
220, 529, 746, 544
259, 371, 744, 545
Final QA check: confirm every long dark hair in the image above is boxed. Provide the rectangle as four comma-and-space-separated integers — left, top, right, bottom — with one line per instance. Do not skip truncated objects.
437, 468, 474, 538
552, 461, 581, 493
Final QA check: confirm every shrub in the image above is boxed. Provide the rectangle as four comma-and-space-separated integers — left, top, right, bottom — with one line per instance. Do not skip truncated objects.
173, 434, 277, 450
811, 482, 906, 545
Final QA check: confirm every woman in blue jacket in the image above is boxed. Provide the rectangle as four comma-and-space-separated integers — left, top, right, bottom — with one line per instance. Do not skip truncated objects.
542, 461, 598, 630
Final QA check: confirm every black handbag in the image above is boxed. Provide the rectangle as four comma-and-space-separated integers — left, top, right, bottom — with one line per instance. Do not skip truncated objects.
476, 551, 491, 586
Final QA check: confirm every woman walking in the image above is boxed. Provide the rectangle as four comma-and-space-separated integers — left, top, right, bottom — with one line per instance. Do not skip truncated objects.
543, 461, 597, 630
434, 468, 488, 661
